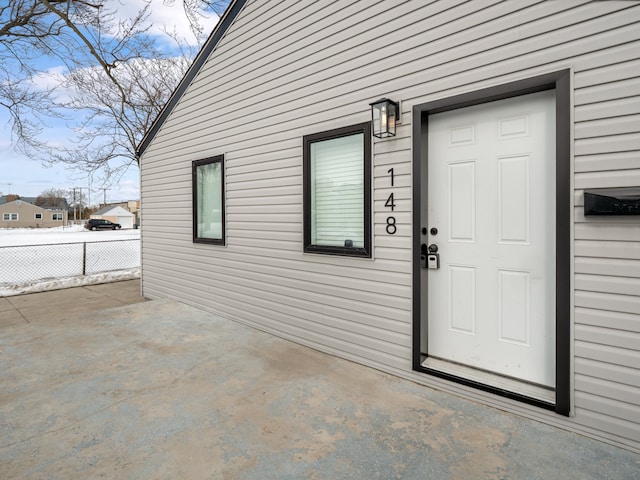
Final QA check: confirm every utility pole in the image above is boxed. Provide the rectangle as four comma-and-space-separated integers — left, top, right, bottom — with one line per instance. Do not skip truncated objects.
101, 188, 109, 208
73, 187, 84, 222
78, 187, 83, 220
7, 183, 12, 195
73, 188, 77, 222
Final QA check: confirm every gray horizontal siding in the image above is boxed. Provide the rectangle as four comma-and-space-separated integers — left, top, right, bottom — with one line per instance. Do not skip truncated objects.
140, 0, 640, 451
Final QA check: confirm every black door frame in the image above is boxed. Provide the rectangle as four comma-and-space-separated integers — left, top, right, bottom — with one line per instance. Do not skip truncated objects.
411, 70, 571, 415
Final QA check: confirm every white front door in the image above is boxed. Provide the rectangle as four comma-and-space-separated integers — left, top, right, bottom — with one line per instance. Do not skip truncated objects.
426, 90, 556, 388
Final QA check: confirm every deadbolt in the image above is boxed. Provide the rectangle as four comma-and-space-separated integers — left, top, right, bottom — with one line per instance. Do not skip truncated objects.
430, 227, 438, 236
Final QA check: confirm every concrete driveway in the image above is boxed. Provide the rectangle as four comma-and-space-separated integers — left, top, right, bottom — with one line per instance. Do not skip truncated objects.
1, 281, 638, 479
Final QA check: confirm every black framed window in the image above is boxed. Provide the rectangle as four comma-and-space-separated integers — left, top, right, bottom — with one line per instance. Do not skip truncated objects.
303, 122, 371, 257
193, 155, 225, 245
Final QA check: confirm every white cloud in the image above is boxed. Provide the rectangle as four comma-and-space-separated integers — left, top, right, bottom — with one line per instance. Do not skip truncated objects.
112, 177, 141, 201
30, 65, 66, 89
29, 66, 76, 103
106, 0, 221, 46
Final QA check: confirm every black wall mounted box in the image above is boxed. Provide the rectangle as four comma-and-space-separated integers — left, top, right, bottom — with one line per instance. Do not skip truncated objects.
584, 187, 640, 216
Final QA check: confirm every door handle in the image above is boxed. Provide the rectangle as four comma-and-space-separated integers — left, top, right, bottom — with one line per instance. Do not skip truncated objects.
428, 244, 438, 253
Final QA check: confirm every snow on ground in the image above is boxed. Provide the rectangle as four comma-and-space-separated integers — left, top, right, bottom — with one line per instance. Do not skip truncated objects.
0, 224, 140, 246
0, 269, 140, 297
0, 225, 141, 297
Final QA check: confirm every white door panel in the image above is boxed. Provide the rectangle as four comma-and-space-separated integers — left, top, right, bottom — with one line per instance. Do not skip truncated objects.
427, 90, 556, 387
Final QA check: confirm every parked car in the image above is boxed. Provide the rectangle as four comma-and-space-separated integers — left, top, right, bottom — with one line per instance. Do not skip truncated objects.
84, 219, 122, 230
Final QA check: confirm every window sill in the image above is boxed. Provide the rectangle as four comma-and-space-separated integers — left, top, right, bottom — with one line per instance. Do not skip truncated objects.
303, 245, 371, 258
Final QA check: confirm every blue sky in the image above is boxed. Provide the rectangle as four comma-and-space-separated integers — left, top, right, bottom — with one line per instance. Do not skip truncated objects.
0, 0, 220, 204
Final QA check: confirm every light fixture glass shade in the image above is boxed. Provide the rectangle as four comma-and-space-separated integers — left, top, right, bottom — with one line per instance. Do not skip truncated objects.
370, 98, 399, 138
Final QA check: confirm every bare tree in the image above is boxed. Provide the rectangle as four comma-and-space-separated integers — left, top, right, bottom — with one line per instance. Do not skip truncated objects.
54, 54, 192, 179
2, 1, 147, 150
1, 0, 228, 184
35, 187, 70, 208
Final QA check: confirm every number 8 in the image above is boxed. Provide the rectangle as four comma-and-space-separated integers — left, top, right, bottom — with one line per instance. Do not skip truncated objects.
386, 216, 397, 235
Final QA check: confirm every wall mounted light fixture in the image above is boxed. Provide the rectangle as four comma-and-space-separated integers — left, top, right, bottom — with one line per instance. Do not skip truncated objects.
370, 98, 399, 138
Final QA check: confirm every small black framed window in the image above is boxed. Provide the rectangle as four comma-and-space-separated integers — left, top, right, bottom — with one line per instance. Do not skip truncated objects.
303, 122, 372, 257
193, 155, 225, 245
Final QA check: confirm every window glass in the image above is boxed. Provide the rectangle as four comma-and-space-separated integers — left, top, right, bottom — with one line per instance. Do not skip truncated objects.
11, 213, 18, 220
193, 155, 225, 244
311, 133, 364, 247
35, 213, 43, 219
304, 123, 371, 257
52, 213, 62, 221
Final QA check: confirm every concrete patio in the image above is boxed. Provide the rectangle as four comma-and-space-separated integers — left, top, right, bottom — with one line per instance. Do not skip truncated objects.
1, 280, 638, 479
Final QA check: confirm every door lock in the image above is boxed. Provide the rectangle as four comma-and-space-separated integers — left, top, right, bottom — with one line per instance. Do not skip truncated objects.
427, 253, 440, 269
421, 243, 440, 269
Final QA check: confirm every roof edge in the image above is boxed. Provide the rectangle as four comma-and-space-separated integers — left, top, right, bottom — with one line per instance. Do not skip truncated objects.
136, 0, 248, 157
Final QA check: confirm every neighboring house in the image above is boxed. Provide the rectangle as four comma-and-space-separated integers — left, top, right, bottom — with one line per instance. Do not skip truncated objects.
91, 205, 136, 229
95, 201, 141, 226
0, 197, 68, 228
136, 1, 640, 452
124, 200, 141, 226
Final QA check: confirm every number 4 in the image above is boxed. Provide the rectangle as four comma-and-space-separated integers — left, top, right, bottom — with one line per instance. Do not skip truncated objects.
385, 192, 396, 211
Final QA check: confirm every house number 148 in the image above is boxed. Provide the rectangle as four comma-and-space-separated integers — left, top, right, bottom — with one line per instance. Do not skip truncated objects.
385, 168, 396, 235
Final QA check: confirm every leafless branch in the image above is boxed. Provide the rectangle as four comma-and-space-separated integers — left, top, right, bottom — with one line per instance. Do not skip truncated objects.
0, 0, 228, 183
